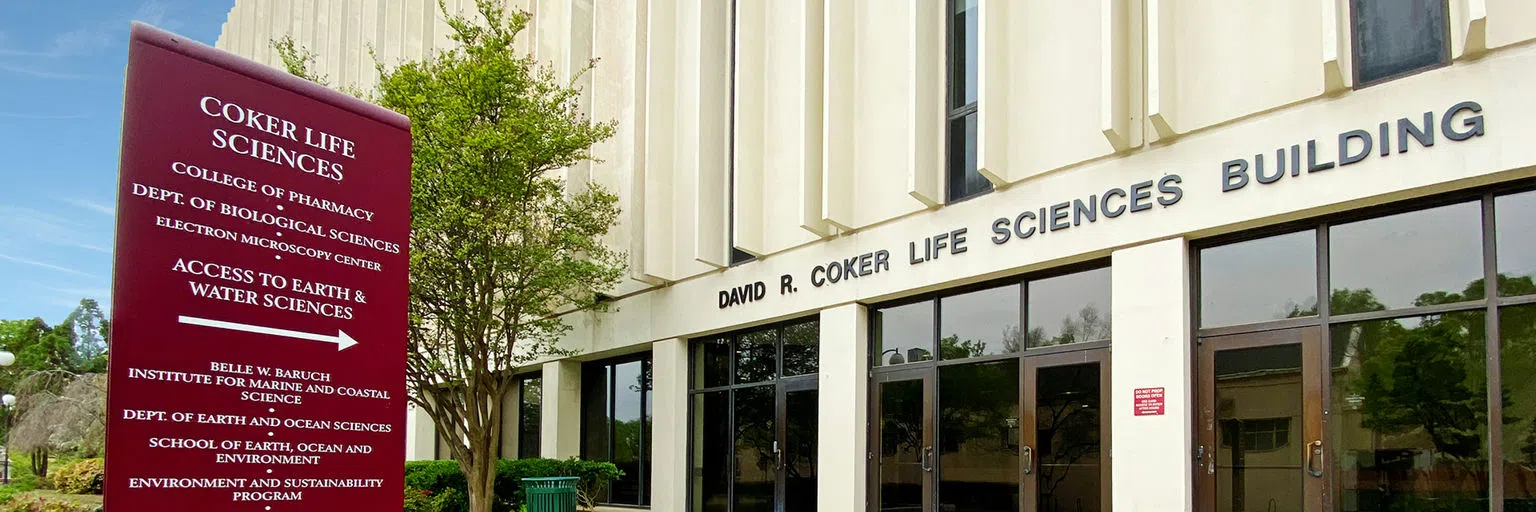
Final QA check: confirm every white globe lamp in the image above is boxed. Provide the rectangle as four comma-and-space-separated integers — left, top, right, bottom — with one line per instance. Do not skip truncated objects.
0, 351, 14, 367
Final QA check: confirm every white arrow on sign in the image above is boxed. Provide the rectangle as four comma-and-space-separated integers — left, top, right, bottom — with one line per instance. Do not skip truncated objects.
178, 315, 359, 351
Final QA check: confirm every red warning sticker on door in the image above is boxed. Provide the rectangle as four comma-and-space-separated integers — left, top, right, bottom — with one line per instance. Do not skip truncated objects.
1134, 387, 1166, 416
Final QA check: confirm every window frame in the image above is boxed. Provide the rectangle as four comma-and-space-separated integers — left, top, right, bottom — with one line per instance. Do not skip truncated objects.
868, 258, 1114, 371
686, 317, 821, 512
579, 353, 653, 506
1192, 179, 1536, 508
1348, 0, 1453, 89
514, 372, 542, 460
944, 0, 988, 204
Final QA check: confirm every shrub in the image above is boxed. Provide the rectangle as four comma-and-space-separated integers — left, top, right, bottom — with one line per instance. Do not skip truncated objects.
0, 495, 100, 512
404, 458, 621, 511
404, 486, 460, 512
47, 460, 102, 495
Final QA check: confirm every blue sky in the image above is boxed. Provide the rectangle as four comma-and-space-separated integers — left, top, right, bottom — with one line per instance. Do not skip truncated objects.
0, 0, 233, 323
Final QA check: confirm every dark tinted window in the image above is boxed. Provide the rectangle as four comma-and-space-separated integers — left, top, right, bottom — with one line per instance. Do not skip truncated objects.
1330, 312, 1489, 508
782, 320, 819, 376
875, 300, 935, 366
940, 284, 1020, 359
1329, 201, 1482, 314
581, 356, 651, 506
947, 0, 987, 202
1499, 304, 1536, 507
1351, 0, 1449, 85
1497, 191, 1536, 296
1201, 230, 1318, 327
517, 376, 542, 459
736, 329, 777, 384
694, 338, 731, 388
1027, 267, 1112, 347
690, 392, 730, 511
948, 113, 988, 201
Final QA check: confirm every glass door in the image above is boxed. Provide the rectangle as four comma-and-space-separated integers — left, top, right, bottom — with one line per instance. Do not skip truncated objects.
1022, 349, 1110, 512
872, 370, 933, 512
1196, 327, 1324, 512
779, 382, 818, 512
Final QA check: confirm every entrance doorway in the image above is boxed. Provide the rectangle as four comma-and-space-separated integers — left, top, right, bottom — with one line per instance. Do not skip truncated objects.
1195, 327, 1325, 512
871, 349, 1110, 512
690, 319, 820, 512
869, 265, 1114, 512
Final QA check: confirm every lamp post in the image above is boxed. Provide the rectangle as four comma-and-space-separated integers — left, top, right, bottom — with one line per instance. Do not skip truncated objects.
0, 349, 14, 485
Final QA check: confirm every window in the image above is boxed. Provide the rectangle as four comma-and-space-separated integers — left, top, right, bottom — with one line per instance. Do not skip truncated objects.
947, 0, 987, 202
874, 265, 1112, 366
1219, 418, 1292, 452
689, 318, 820, 512
517, 375, 542, 459
1195, 186, 1536, 508
582, 355, 652, 506
1351, 0, 1450, 86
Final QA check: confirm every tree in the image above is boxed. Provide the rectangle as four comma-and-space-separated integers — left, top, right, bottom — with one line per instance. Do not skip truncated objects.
275, 2, 624, 510
62, 299, 108, 373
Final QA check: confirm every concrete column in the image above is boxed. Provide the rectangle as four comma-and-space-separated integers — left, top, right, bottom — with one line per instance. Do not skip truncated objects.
818, 303, 869, 511
404, 404, 436, 461
1110, 237, 1193, 511
650, 338, 689, 512
542, 360, 583, 459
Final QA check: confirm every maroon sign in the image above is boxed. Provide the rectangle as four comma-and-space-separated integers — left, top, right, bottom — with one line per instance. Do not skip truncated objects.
105, 23, 410, 510
1133, 387, 1166, 416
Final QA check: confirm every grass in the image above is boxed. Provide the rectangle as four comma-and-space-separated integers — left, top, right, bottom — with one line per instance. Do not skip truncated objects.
6, 490, 101, 506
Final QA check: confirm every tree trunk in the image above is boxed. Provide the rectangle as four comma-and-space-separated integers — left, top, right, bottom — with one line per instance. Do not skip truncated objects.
465, 458, 497, 512
30, 447, 47, 478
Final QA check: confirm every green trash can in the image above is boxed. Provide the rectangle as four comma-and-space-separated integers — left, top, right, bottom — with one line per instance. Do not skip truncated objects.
522, 476, 579, 512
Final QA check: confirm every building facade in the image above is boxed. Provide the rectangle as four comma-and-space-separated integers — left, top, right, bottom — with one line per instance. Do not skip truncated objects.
219, 1, 1536, 510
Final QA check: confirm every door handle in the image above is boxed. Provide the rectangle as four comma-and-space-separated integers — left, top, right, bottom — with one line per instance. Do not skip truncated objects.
1305, 440, 1324, 478
921, 446, 934, 472
1021, 446, 1034, 475
773, 441, 783, 472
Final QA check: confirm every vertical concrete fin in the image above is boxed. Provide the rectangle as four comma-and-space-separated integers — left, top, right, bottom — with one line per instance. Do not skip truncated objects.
1145, 0, 1178, 139
909, 0, 946, 205
820, 0, 856, 230
1452, 0, 1489, 59
732, 0, 768, 255
1099, 0, 1139, 152
641, 0, 678, 281
693, 0, 731, 268
1321, 0, 1352, 93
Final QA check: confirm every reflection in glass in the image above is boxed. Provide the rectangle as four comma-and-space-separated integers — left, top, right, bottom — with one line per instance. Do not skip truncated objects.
1028, 268, 1112, 348
875, 301, 934, 366
517, 376, 542, 459
948, 114, 989, 201
1500, 305, 1536, 509
694, 338, 731, 388
786, 390, 819, 512
1330, 201, 1482, 314
1036, 363, 1101, 512
736, 330, 776, 384
1330, 312, 1489, 510
611, 360, 645, 505
939, 361, 1019, 512
580, 364, 610, 470
1497, 191, 1536, 296
733, 386, 775, 512
783, 320, 819, 376
1351, 0, 1449, 85
879, 379, 925, 511
940, 284, 1020, 360
1214, 344, 1304, 512
581, 357, 651, 506
691, 392, 730, 512
1200, 230, 1318, 327
949, 0, 978, 108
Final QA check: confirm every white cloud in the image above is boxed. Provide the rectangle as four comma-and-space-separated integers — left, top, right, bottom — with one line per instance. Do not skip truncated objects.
0, 112, 89, 120
0, 205, 112, 254
0, 62, 91, 80
0, 253, 97, 278
62, 198, 116, 217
